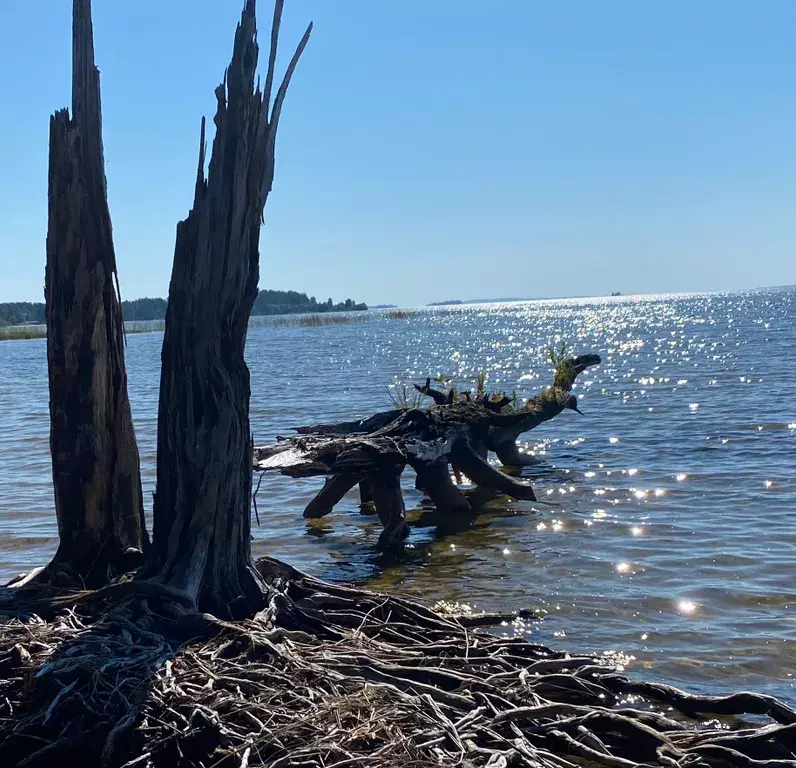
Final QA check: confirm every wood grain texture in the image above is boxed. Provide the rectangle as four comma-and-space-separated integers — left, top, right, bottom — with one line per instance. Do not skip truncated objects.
144, 0, 311, 618
44, 0, 146, 587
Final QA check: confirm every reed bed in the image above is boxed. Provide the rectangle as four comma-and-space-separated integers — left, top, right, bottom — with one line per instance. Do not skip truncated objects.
0, 326, 47, 340
0, 322, 165, 341
252, 309, 422, 329
1, 556, 793, 768
127, 321, 165, 334
1, 308, 468, 340
260, 313, 362, 328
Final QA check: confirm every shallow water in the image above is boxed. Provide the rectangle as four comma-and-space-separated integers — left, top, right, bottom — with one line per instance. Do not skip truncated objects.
1, 289, 795, 700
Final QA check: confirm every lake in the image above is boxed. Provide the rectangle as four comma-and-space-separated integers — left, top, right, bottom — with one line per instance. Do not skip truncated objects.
1, 289, 795, 700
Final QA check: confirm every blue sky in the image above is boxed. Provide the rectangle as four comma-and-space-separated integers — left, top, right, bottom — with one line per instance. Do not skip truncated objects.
1, 1, 795, 306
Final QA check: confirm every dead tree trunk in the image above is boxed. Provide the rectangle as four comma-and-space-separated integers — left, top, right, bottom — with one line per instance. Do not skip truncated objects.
142, 0, 311, 619
43, 0, 146, 587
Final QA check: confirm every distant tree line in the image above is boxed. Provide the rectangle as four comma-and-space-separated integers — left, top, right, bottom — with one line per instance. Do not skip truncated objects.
0, 302, 45, 325
0, 290, 367, 325
252, 290, 367, 315
123, 297, 168, 320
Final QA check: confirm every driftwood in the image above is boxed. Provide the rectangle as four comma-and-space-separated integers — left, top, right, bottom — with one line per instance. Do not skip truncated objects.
141, 0, 312, 619
42, 0, 146, 588
486, 353, 598, 467
254, 353, 600, 545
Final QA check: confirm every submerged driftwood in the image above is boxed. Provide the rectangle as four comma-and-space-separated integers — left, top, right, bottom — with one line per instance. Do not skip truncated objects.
254, 353, 600, 544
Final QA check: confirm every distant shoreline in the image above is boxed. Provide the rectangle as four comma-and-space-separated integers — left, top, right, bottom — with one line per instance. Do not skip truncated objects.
3, 285, 792, 339
0, 289, 368, 328
423, 284, 794, 307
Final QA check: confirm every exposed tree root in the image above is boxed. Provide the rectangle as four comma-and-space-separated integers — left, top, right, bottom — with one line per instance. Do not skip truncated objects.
1, 557, 794, 768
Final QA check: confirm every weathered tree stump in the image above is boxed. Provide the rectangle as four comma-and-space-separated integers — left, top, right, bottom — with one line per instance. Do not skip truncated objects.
254, 353, 600, 545
42, 0, 146, 588
141, 0, 312, 619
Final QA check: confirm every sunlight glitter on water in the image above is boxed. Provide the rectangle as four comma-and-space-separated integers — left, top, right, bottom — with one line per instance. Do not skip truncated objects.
2, 289, 796, 700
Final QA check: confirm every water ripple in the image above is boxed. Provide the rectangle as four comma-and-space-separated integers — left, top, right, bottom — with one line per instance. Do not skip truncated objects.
1, 288, 795, 698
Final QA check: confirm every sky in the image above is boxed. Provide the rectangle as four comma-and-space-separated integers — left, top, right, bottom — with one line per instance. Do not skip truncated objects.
1, 1, 795, 307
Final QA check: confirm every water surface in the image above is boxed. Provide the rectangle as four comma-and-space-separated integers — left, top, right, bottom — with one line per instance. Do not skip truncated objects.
1, 289, 795, 699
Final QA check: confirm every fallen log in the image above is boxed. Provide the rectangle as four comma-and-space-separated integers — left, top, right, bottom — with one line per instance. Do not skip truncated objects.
254, 351, 600, 543
371, 467, 409, 545
450, 437, 537, 501
303, 474, 359, 518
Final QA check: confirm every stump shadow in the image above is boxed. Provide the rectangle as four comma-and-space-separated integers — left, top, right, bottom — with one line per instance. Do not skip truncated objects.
0, 590, 213, 767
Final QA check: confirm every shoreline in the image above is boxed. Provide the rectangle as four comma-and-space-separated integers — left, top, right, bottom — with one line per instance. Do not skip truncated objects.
0, 309, 417, 341
2, 556, 795, 767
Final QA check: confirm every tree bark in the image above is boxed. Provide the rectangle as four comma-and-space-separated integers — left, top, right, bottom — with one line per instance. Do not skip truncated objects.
304, 475, 358, 518
412, 460, 471, 514
372, 470, 409, 546
359, 478, 376, 506
450, 439, 537, 501
142, 0, 311, 619
44, 0, 146, 587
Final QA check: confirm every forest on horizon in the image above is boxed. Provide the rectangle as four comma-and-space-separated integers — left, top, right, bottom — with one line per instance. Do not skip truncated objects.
0, 289, 368, 325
